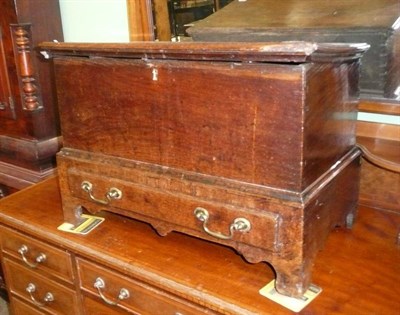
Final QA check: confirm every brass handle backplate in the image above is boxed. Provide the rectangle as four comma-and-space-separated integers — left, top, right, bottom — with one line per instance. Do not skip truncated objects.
194, 207, 251, 240
81, 181, 122, 205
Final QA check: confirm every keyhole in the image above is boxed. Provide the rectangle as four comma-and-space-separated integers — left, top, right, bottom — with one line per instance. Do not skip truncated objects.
152, 68, 158, 81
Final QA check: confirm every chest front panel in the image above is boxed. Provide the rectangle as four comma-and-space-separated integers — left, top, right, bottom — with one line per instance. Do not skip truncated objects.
55, 57, 305, 191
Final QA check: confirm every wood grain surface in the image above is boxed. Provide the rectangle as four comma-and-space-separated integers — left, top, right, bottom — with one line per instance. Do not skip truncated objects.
0, 177, 398, 314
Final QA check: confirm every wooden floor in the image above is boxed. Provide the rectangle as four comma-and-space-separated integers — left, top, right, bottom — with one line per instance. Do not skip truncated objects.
0, 177, 399, 314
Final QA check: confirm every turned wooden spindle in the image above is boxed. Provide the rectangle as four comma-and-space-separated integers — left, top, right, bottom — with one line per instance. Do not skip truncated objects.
12, 25, 42, 111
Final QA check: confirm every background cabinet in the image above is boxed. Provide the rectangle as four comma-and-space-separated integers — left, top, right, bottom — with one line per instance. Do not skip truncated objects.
0, 0, 63, 195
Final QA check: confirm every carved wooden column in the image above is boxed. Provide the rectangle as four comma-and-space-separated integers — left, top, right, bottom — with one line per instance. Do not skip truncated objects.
11, 23, 43, 111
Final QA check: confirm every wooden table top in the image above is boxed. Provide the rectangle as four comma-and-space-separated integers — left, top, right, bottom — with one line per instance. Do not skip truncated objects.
0, 177, 399, 314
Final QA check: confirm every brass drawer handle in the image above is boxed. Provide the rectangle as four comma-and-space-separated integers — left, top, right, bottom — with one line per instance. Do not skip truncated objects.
26, 283, 54, 307
194, 207, 251, 240
81, 181, 122, 205
93, 277, 130, 306
18, 245, 46, 268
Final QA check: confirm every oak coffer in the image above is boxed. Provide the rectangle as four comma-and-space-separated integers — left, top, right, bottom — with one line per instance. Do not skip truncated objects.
40, 42, 367, 298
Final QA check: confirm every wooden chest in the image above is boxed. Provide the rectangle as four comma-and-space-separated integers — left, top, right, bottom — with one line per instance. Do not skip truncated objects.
187, 0, 400, 99
41, 41, 367, 298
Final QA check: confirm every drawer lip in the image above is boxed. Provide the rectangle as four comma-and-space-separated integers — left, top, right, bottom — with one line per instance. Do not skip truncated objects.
10, 296, 45, 315
3, 257, 79, 314
76, 257, 209, 315
0, 226, 75, 284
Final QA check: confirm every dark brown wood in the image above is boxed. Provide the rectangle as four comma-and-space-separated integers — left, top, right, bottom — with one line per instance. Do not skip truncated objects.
0, 177, 399, 314
0, 0, 63, 193
41, 42, 366, 298
187, 0, 400, 99
40, 41, 367, 63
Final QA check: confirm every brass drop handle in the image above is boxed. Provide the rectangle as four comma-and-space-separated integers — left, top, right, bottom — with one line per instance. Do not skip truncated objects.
26, 283, 54, 307
81, 181, 122, 205
194, 207, 251, 240
93, 277, 130, 306
18, 245, 46, 268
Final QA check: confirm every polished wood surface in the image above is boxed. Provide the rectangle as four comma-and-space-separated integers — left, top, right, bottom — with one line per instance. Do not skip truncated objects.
359, 159, 400, 213
359, 99, 400, 116
356, 98, 399, 211
77, 258, 205, 314
357, 137, 400, 173
356, 127, 400, 212
126, 0, 154, 41
3, 258, 80, 314
1, 226, 75, 284
0, 177, 399, 314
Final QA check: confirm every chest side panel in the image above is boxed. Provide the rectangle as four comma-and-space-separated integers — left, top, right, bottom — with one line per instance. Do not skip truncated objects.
302, 61, 360, 189
54, 57, 305, 191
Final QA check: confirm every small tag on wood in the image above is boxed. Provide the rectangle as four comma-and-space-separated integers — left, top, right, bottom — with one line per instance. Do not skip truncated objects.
57, 214, 104, 235
259, 280, 322, 312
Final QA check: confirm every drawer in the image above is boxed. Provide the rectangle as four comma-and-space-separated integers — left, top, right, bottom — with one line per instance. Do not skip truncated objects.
77, 258, 212, 315
11, 296, 46, 315
82, 295, 135, 314
0, 226, 74, 283
67, 169, 280, 251
3, 258, 80, 315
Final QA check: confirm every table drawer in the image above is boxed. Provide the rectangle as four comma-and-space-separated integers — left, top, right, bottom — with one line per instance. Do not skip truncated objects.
0, 226, 74, 283
67, 169, 280, 251
11, 296, 46, 315
77, 258, 212, 315
3, 258, 80, 315
83, 295, 127, 315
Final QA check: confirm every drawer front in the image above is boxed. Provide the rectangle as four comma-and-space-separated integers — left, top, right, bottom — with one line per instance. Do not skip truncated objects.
82, 296, 135, 315
77, 258, 212, 315
67, 169, 280, 251
3, 258, 80, 315
55, 57, 305, 191
0, 227, 74, 283
11, 296, 46, 315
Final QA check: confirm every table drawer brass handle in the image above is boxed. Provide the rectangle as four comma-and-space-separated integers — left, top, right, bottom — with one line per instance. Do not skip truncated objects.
26, 283, 54, 307
81, 181, 122, 205
194, 207, 251, 240
18, 245, 46, 268
94, 277, 130, 305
